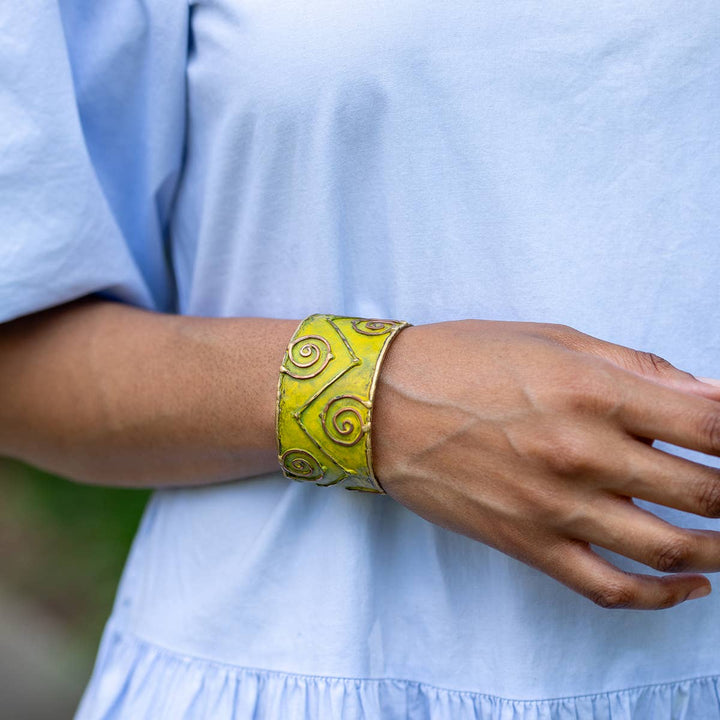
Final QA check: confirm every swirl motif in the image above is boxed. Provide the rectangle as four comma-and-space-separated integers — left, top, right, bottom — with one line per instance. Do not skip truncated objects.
282, 334, 333, 379
320, 394, 371, 447
351, 319, 397, 336
281, 449, 325, 481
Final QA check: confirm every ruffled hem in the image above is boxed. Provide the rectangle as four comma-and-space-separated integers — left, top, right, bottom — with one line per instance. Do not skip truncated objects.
76, 628, 720, 720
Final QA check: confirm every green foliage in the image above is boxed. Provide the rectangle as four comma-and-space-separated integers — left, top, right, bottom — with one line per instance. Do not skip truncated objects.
0, 459, 149, 660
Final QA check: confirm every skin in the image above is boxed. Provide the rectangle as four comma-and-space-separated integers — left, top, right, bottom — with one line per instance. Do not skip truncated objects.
2, 299, 720, 610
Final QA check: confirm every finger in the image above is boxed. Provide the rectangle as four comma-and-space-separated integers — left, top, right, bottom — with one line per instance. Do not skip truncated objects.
565, 492, 720, 574
698, 377, 720, 388
614, 370, 720, 456
605, 438, 720, 518
692, 377, 720, 402
546, 327, 720, 400
540, 537, 711, 610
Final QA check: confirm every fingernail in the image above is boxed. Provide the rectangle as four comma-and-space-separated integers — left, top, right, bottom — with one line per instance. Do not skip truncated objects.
698, 377, 720, 387
686, 586, 711, 602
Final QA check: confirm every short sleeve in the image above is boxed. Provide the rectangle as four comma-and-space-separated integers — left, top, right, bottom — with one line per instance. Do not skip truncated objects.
0, 0, 189, 323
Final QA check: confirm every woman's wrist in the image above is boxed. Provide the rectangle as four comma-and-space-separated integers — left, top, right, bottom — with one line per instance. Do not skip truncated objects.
369, 323, 430, 494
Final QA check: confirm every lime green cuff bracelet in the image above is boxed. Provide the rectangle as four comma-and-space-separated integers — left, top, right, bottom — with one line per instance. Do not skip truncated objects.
276, 314, 411, 493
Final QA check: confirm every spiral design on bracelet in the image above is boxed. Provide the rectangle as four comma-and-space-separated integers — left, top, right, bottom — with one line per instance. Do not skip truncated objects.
282, 334, 333, 379
320, 394, 371, 447
281, 449, 325, 481
351, 319, 397, 336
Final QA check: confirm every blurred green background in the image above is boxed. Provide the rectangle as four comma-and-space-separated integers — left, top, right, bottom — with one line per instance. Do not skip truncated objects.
0, 459, 149, 719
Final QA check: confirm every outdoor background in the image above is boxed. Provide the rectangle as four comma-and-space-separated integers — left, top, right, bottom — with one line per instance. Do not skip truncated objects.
1, 459, 149, 720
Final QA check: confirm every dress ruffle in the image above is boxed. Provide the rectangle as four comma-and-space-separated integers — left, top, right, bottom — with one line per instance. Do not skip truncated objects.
76, 625, 720, 719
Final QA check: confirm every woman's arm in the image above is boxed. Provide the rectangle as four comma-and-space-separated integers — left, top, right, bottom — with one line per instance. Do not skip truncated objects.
0, 298, 299, 486
5, 299, 720, 609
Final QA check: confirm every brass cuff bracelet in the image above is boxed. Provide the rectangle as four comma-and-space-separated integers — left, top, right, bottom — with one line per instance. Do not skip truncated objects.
276, 314, 411, 493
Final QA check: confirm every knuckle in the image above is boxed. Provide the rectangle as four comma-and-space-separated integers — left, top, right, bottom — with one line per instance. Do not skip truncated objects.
698, 411, 720, 452
655, 590, 682, 610
543, 433, 593, 476
536, 322, 573, 338
533, 323, 589, 352
550, 498, 593, 534
555, 367, 619, 417
634, 350, 674, 375
550, 324, 580, 345
531, 492, 585, 531
652, 536, 694, 574
697, 480, 720, 518
588, 582, 636, 609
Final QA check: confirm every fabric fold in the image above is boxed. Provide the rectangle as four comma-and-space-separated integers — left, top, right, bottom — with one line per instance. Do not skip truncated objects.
76, 626, 720, 720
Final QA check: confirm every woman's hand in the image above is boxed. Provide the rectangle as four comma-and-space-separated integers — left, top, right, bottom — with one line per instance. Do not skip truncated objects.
371, 320, 720, 610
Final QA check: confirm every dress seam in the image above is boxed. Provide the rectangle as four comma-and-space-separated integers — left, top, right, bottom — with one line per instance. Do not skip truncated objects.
114, 624, 720, 706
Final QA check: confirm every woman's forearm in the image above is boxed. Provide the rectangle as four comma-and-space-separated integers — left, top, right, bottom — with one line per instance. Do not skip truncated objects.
0, 298, 299, 486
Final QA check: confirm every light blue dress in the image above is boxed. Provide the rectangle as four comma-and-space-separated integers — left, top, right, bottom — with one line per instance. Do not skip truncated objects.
2, 1, 720, 717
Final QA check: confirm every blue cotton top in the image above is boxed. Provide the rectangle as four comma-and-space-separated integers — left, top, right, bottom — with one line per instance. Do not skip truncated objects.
3, 1, 720, 717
